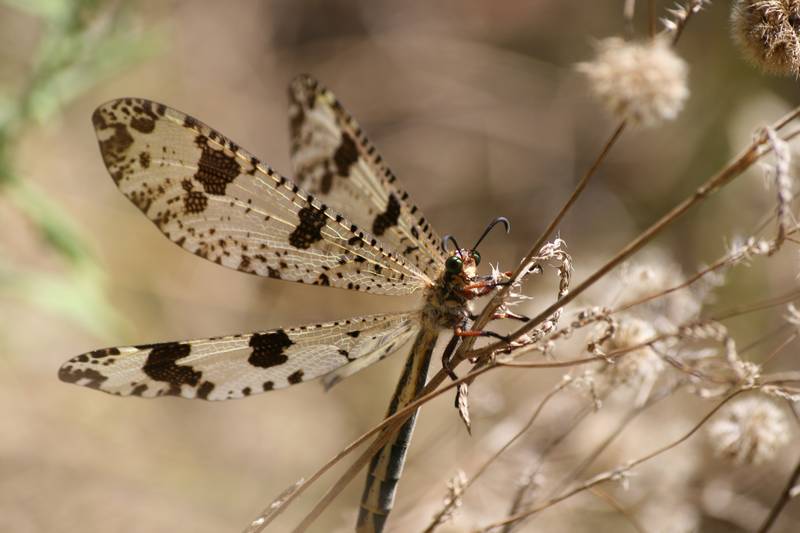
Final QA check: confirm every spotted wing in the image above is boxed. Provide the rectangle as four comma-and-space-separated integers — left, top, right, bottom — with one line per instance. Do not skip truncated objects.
92, 98, 433, 295
289, 75, 447, 281
59, 312, 421, 401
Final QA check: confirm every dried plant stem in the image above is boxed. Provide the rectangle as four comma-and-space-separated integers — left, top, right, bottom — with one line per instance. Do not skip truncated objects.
713, 288, 800, 321
251, 279, 800, 531
248, 114, 798, 529
500, 396, 604, 532
474, 133, 774, 359
624, 0, 636, 36
528, 121, 627, 270
759, 331, 798, 368
612, 228, 800, 317
552, 383, 679, 494
648, 0, 656, 38
441, 120, 627, 379
499, 287, 800, 372
669, 0, 705, 46
479, 389, 750, 531
739, 323, 794, 356
589, 486, 647, 533
245, 365, 487, 532
464, 380, 572, 491
757, 453, 800, 533
256, 364, 496, 532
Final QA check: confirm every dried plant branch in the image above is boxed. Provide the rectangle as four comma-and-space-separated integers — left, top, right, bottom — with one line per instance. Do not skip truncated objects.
470, 121, 797, 362
499, 392, 606, 532
663, 0, 710, 45
479, 388, 751, 531
648, 0, 658, 38
589, 486, 648, 533
250, 279, 800, 532
422, 470, 467, 533
757, 454, 800, 533
246, 94, 800, 531
552, 382, 681, 493
463, 378, 572, 492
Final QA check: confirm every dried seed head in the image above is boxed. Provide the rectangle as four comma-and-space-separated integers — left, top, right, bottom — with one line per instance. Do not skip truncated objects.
707, 396, 790, 465
577, 37, 689, 126
617, 254, 705, 327
731, 0, 800, 76
603, 316, 665, 405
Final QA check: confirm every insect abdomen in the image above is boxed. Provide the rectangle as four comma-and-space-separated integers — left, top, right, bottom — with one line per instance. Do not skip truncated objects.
356, 328, 438, 532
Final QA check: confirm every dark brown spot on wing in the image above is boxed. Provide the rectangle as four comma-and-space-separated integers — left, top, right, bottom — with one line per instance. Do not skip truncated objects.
184, 190, 208, 213
89, 347, 120, 359
194, 135, 241, 195
289, 206, 327, 249
248, 330, 294, 368
58, 366, 108, 390
129, 100, 159, 133
93, 112, 134, 184
288, 369, 304, 384
140, 342, 201, 396
197, 381, 215, 400
372, 193, 401, 236
333, 133, 359, 177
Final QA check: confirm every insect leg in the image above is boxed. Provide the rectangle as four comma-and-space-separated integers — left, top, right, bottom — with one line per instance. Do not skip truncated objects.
454, 325, 509, 342
440, 334, 460, 382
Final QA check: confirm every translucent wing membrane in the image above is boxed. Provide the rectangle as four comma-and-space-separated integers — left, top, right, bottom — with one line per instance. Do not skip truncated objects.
289, 75, 447, 281
92, 98, 433, 295
59, 312, 421, 401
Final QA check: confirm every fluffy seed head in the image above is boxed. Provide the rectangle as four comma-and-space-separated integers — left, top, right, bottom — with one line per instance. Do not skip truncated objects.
577, 37, 689, 126
732, 0, 800, 76
603, 316, 665, 405
707, 396, 790, 465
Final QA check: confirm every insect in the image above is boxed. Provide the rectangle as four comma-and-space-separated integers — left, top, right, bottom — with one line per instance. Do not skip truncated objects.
58, 75, 520, 532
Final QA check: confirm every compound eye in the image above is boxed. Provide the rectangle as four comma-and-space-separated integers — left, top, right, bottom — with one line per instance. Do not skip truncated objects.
471, 250, 481, 266
445, 255, 463, 274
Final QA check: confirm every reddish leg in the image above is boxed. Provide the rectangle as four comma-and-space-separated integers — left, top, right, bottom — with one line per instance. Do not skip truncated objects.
454, 326, 508, 341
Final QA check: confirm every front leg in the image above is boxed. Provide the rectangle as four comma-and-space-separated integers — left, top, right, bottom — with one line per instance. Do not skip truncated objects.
454, 325, 509, 342
440, 334, 460, 382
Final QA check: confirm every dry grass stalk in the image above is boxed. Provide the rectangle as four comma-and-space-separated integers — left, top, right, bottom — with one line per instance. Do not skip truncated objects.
243, 4, 800, 531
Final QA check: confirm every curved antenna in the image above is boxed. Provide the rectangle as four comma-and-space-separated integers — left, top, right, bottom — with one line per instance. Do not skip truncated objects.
472, 216, 511, 250
442, 234, 462, 257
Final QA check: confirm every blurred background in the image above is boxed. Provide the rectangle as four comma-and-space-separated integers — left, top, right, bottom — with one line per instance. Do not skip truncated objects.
1, 1, 798, 532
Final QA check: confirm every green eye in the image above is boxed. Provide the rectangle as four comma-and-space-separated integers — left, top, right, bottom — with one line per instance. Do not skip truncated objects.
472, 250, 481, 266
445, 255, 463, 274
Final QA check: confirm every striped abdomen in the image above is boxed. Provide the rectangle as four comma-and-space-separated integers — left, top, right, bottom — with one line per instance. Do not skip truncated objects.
356, 328, 438, 532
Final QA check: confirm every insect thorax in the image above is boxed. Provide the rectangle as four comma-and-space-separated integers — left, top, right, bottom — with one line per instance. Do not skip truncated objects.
421, 273, 471, 330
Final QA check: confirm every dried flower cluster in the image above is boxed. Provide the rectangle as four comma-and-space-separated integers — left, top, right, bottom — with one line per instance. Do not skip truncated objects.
707, 396, 790, 465
577, 37, 689, 126
731, 0, 800, 76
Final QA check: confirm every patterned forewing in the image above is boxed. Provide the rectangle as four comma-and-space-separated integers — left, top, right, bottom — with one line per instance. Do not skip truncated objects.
289, 75, 446, 281
59, 312, 421, 401
92, 98, 432, 295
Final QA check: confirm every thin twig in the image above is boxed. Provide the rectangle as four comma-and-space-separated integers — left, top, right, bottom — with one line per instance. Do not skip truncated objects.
475, 134, 775, 358
757, 453, 800, 533
479, 388, 750, 531
590, 486, 648, 533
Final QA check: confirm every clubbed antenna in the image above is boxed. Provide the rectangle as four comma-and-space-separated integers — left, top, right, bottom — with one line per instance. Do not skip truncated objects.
472, 216, 511, 251
442, 234, 462, 257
